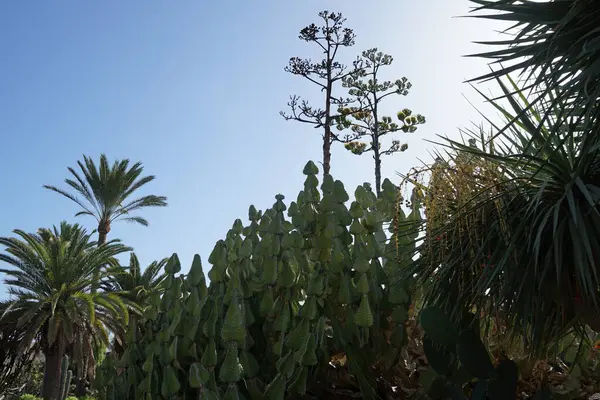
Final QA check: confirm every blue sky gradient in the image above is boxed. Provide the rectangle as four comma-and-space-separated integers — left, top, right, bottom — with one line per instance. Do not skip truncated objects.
0, 1, 506, 297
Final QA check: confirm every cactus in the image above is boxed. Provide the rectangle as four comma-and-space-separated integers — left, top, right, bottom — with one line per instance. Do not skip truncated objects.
58, 354, 72, 400
95, 161, 417, 399
418, 306, 528, 399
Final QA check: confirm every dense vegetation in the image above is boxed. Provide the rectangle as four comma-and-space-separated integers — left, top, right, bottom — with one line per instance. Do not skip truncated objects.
1, 1, 600, 399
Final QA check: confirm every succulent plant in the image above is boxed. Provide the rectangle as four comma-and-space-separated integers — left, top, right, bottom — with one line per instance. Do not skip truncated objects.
418, 306, 555, 400
95, 161, 418, 400
57, 354, 73, 400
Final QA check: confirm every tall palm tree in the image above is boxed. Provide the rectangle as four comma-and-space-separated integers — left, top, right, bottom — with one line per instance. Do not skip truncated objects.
0, 222, 131, 400
44, 154, 167, 395
44, 154, 168, 246
102, 252, 168, 356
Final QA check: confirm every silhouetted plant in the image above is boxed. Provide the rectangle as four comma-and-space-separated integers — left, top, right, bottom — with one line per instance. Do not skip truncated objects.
281, 11, 362, 177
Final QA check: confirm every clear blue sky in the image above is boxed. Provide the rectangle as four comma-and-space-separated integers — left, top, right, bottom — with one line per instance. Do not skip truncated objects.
0, 1, 506, 298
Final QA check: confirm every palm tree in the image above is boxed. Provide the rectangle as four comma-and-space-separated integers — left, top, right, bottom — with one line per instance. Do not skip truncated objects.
0, 222, 131, 400
102, 252, 168, 356
44, 155, 167, 395
44, 154, 168, 246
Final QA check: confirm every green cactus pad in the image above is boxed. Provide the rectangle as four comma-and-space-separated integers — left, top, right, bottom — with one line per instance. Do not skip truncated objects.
457, 328, 496, 380
265, 373, 286, 400
289, 366, 308, 395
165, 253, 182, 274
355, 273, 370, 294
160, 366, 180, 397
239, 350, 259, 378
389, 285, 411, 305
189, 362, 211, 388
221, 300, 246, 343
248, 204, 259, 220
487, 359, 518, 400
200, 339, 218, 368
338, 273, 352, 304
274, 302, 291, 332
321, 174, 334, 193
354, 294, 374, 327
423, 336, 456, 376
302, 161, 319, 175
186, 254, 205, 286
419, 307, 458, 348
219, 342, 242, 383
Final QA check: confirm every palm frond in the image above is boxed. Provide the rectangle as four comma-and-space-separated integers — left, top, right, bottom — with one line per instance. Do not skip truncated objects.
43, 185, 99, 223
467, 0, 600, 146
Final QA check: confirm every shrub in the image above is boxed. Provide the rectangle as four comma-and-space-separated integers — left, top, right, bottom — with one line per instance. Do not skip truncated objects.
95, 161, 421, 399
19, 395, 41, 400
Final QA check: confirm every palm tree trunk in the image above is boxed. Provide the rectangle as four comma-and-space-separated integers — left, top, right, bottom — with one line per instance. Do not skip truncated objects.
41, 338, 65, 400
98, 230, 107, 245
84, 222, 110, 396
92, 222, 109, 294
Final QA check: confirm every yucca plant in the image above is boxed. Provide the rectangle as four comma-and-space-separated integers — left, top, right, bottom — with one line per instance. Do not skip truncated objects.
405, 73, 600, 357
467, 0, 600, 146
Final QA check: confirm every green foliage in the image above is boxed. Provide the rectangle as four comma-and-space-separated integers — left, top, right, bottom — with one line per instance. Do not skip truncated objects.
103, 253, 168, 305
406, 73, 600, 356
95, 161, 421, 399
22, 397, 96, 400
0, 302, 41, 395
41, 154, 168, 395
19, 395, 41, 400
468, 0, 600, 147
102, 253, 168, 357
0, 222, 131, 400
93, 341, 107, 367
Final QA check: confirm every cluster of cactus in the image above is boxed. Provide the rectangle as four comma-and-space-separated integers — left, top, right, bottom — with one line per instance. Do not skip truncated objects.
95, 161, 421, 399
419, 307, 553, 399
59, 355, 73, 400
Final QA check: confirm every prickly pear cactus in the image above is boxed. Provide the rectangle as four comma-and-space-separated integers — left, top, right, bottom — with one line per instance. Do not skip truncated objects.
96, 161, 419, 400
419, 306, 522, 400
